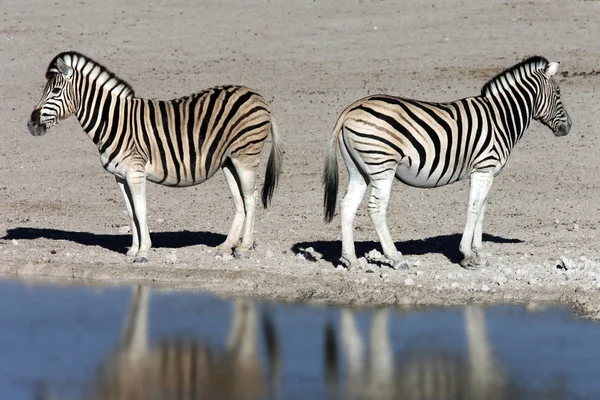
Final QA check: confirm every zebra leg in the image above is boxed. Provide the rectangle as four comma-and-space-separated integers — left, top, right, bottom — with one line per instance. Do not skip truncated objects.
459, 171, 493, 269
339, 144, 368, 270
116, 176, 139, 257
231, 162, 257, 258
367, 169, 408, 270
125, 172, 152, 263
217, 162, 245, 256
472, 199, 489, 266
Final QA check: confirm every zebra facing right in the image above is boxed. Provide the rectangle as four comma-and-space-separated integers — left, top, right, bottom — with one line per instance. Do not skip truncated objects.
324, 56, 571, 270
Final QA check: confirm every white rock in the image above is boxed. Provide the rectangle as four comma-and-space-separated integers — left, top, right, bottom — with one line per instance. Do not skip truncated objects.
416, 270, 424, 276
482, 285, 490, 292
495, 275, 508, 286
118, 225, 131, 234
11, 239, 18, 246
451, 282, 459, 289
434, 274, 441, 280
404, 278, 415, 286
265, 250, 274, 258
216, 253, 234, 261
366, 249, 383, 260
381, 273, 389, 279
166, 252, 177, 263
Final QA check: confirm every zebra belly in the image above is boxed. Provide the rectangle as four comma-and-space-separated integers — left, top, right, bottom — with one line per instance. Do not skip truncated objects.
395, 161, 464, 188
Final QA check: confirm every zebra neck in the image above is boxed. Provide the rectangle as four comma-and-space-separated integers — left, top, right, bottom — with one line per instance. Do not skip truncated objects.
486, 86, 534, 153
74, 90, 135, 148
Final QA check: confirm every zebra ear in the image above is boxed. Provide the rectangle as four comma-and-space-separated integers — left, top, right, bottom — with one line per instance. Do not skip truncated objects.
56, 58, 73, 79
545, 62, 559, 77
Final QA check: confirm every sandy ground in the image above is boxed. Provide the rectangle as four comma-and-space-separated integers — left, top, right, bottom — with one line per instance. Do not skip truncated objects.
1, 0, 600, 317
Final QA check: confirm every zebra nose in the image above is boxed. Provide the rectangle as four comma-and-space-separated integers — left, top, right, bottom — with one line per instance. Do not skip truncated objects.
27, 109, 47, 136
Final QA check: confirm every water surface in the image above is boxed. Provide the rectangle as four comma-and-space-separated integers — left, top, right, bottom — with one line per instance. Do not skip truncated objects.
0, 280, 599, 400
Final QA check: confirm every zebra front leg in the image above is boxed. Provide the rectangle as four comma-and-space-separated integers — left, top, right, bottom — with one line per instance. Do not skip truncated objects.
367, 169, 408, 270
116, 177, 140, 257
125, 172, 151, 263
459, 171, 493, 270
231, 161, 257, 259
472, 199, 489, 266
217, 162, 245, 257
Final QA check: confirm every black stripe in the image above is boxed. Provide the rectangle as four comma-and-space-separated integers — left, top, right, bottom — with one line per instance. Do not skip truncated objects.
197, 90, 222, 177
186, 95, 203, 183
345, 126, 406, 158
106, 99, 130, 164
356, 149, 393, 156
170, 100, 185, 180
99, 96, 121, 154
92, 91, 110, 143
158, 101, 181, 185
448, 102, 463, 182
354, 105, 419, 168
147, 101, 169, 183
204, 90, 253, 174
229, 137, 265, 155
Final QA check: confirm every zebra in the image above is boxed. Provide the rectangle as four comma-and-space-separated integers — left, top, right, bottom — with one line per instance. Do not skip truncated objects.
323, 56, 571, 270
27, 51, 283, 262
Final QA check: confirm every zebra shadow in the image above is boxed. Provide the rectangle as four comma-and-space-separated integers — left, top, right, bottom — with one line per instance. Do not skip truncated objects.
2, 227, 226, 255
292, 233, 524, 265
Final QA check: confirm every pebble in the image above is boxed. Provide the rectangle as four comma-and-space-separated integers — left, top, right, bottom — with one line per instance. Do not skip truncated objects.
404, 278, 415, 286
494, 275, 508, 286
165, 252, 177, 263
451, 282, 459, 289
118, 225, 131, 234
482, 285, 490, 292
380, 273, 389, 279
416, 270, 424, 276
265, 250, 274, 258
216, 253, 234, 261
11, 239, 18, 246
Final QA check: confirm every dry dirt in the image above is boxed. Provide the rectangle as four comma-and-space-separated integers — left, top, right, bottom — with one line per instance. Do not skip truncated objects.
1, 0, 600, 317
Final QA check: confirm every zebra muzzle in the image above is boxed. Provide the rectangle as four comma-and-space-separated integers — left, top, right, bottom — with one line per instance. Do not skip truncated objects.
27, 110, 47, 136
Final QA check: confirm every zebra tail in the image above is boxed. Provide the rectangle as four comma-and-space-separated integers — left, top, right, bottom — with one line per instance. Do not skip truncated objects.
261, 118, 283, 208
323, 114, 344, 223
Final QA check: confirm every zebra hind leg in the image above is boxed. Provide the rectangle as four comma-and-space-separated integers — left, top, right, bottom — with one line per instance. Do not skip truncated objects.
339, 142, 368, 270
367, 169, 408, 270
217, 161, 246, 257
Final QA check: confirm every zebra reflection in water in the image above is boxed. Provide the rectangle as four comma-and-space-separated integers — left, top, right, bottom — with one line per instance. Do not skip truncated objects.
325, 306, 565, 400
36, 287, 280, 400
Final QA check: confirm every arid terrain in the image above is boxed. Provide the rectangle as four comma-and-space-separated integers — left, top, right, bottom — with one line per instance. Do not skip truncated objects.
1, 0, 600, 317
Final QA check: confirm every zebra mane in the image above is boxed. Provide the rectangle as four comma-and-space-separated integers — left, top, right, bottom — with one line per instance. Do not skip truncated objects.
46, 51, 135, 97
481, 56, 549, 97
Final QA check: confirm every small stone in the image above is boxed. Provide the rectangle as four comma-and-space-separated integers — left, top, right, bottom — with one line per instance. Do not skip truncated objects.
265, 250, 274, 258
416, 270, 424, 276
360, 278, 368, 284
216, 253, 234, 261
157, 218, 165, 223
366, 249, 383, 261
118, 225, 131, 234
573, 223, 580, 231
335, 265, 344, 270
451, 282, 459, 289
11, 239, 18, 246
404, 278, 415, 286
165, 252, 177, 263
434, 274, 441, 280
495, 275, 508, 286
380, 273, 389, 279
481, 285, 490, 292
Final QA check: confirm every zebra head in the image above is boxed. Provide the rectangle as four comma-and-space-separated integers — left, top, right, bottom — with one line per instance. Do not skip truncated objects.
28, 57, 77, 136
533, 61, 572, 137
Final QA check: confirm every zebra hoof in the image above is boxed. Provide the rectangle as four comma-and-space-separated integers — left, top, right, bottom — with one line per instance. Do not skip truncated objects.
234, 249, 250, 259
340, 255, 361, 271
216, 247, 233, 257
460, 256, 479, 270
126, 248, 138, 257
391, 260, 410, 270
134, 257, 148, 264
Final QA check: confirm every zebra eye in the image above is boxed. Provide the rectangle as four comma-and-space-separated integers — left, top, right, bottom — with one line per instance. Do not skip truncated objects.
51, 87, 62, 95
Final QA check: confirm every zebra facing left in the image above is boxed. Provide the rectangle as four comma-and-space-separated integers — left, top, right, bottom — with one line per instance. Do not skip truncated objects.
28, 52, 283, 262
